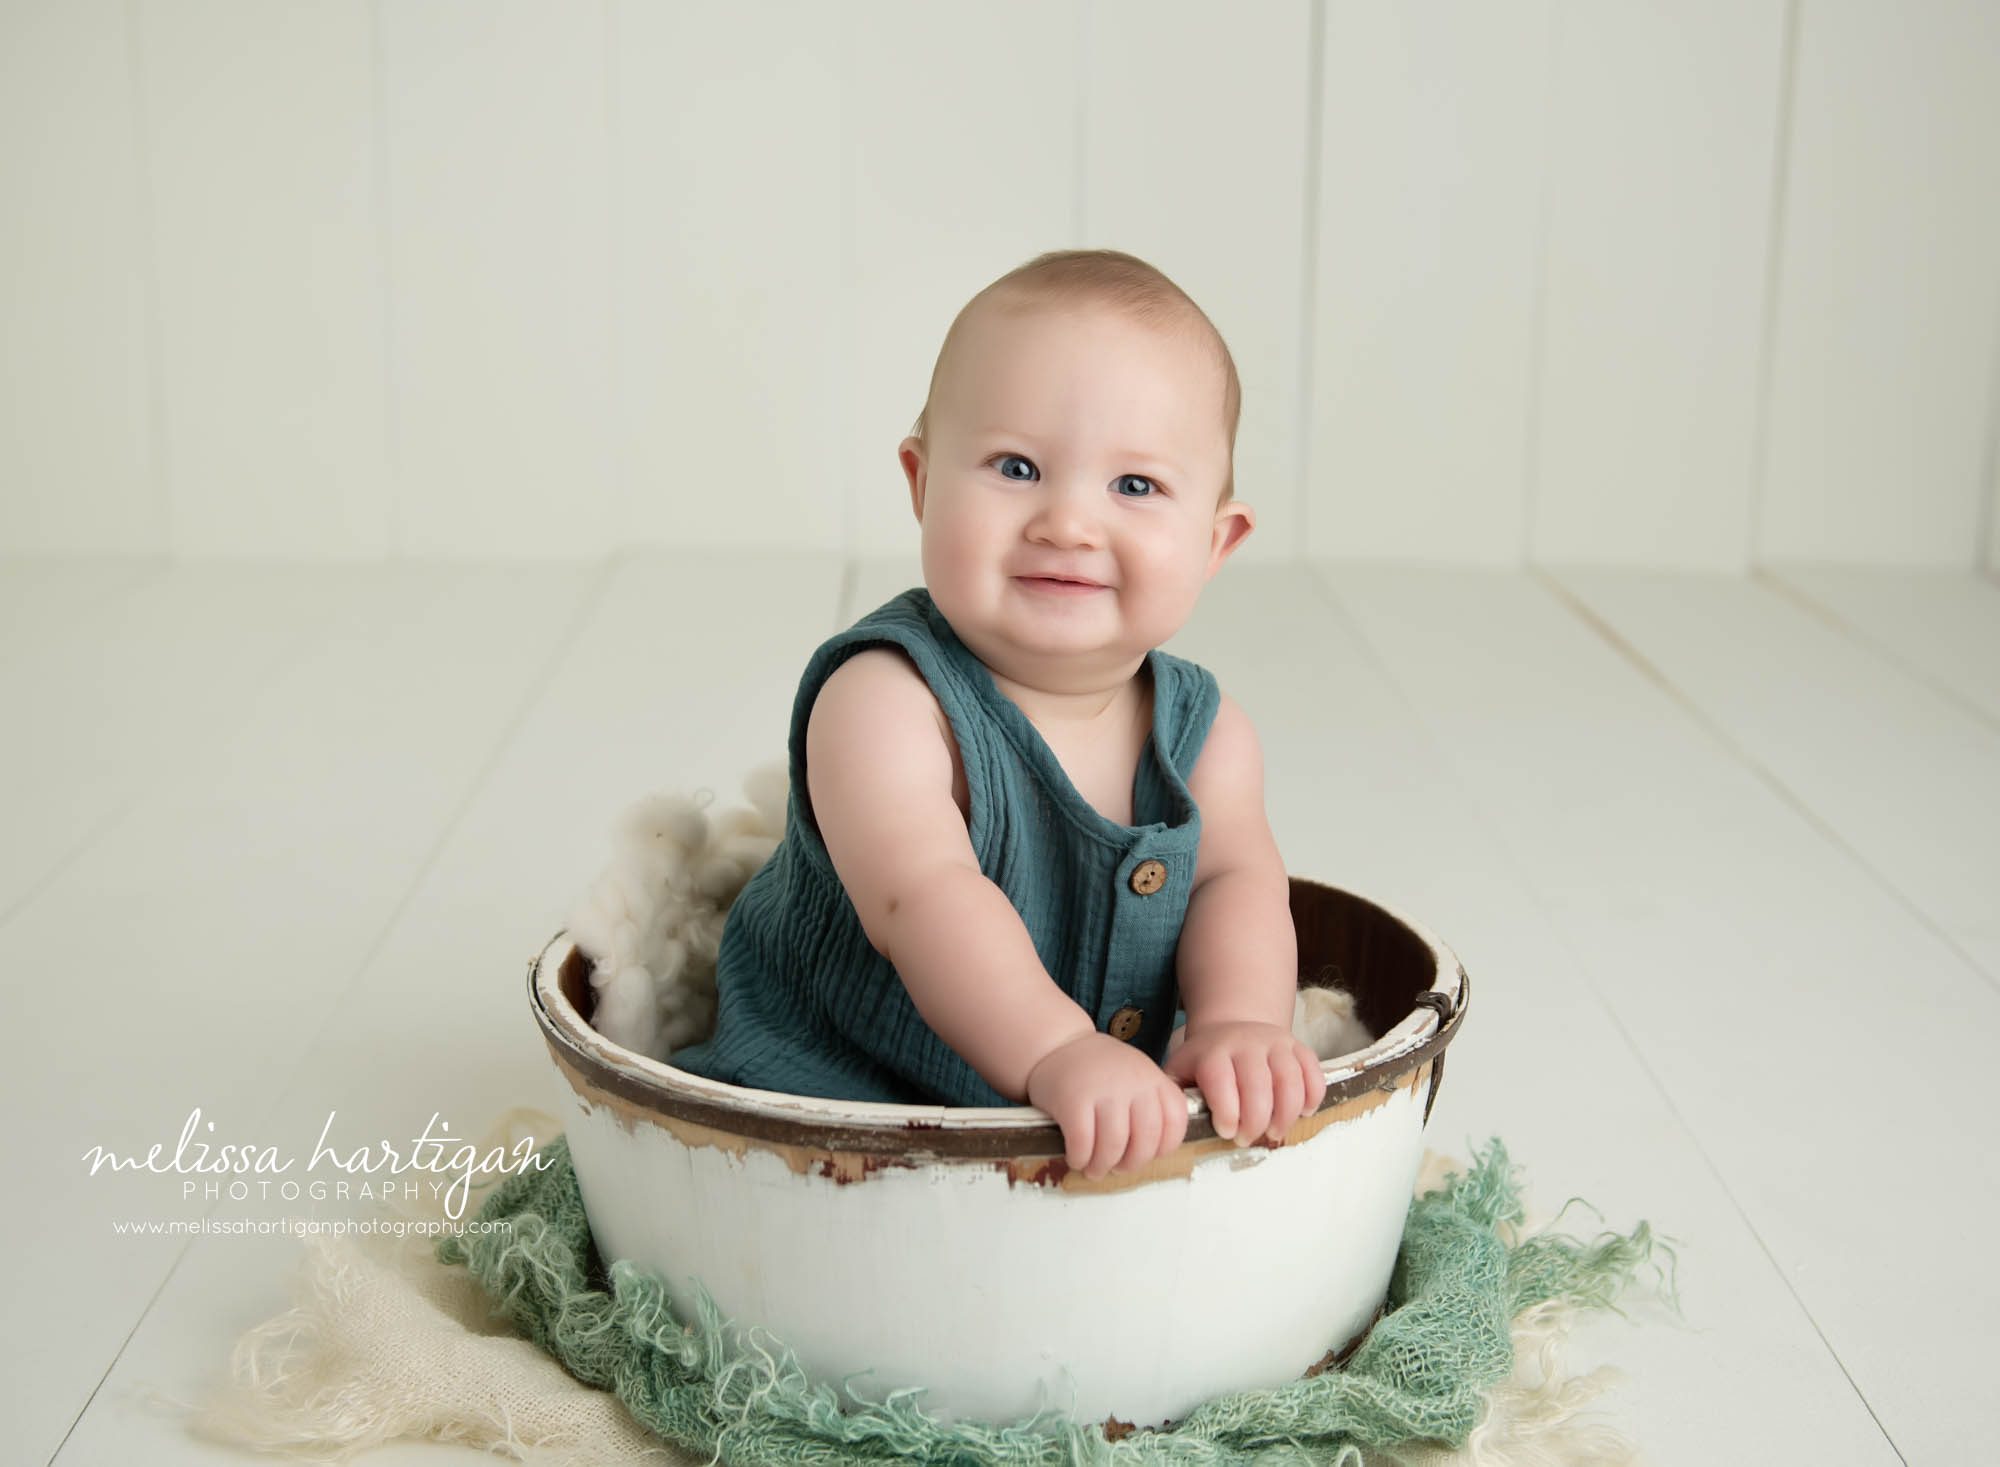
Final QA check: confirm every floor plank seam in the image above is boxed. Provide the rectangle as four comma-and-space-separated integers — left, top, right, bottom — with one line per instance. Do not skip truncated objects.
0, 794, 142, 934
1532, 566, 1999, 999
1753, 565, 2000, 737
0, 568, 369, 934
0, 558, 170, 652
47, 1191, 203, 1467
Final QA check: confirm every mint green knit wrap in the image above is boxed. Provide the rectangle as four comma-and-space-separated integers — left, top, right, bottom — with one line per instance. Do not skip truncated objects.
435, 1136, 1675, 1464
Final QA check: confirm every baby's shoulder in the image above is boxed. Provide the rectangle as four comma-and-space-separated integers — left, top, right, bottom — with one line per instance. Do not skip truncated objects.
803, 646, 973, 862
818, 644, 941, 716
813, 647, 967, 823
1186, 688, 1261, 800
812, 646, 954, 756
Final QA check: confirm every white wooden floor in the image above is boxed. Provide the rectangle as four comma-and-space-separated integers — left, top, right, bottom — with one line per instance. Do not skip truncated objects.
6, 552, 1996, 1465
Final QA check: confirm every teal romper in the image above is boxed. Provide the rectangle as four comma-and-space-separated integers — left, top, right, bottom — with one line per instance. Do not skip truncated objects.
667, 586, 1220, 1107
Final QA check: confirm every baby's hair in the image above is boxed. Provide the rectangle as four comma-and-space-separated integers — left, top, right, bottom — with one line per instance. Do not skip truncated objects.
909, 249, 1241, 507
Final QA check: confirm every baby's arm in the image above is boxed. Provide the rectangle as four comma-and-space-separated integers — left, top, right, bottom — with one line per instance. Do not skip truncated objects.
1167, 693, 1326, 1144
808, 650, 1188, 1175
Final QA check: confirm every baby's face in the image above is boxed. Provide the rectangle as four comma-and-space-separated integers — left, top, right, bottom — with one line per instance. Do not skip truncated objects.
899, 301, 1252, 683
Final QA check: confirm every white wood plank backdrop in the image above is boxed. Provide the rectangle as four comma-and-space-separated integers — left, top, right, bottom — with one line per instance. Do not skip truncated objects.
3, 0, 1999, 565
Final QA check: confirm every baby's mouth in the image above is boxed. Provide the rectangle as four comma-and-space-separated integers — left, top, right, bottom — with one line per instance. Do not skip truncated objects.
1017, 576, 1109, 592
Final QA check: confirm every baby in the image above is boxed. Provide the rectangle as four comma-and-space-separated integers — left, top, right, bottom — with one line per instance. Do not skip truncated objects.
668, 248, 1324, 1179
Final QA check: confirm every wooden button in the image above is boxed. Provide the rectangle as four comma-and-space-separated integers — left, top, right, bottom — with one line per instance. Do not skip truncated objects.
1109, 1006, 1144, 1041
1128, 859, 1168, 895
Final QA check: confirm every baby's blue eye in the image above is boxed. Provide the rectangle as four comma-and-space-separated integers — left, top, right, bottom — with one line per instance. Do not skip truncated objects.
988, 454, 1160, 499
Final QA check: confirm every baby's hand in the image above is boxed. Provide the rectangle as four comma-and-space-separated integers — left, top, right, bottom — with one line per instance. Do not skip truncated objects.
1163, 1020, 1327, 1147
1025, 1032, 1190, 1180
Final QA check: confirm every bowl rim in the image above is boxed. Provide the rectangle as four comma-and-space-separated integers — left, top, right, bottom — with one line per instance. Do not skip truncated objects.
529, 874, 1468, 1158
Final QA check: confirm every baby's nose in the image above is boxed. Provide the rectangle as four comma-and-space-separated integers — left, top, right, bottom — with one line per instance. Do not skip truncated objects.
1027, 481, 1104, 543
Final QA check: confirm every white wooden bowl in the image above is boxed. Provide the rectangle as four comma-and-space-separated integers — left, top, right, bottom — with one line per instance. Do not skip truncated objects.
528, 875, 1468, 1432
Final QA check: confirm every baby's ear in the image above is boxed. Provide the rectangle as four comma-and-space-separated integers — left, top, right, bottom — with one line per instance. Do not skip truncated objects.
898, 436, 927, 521
1210, 501, 1255, 563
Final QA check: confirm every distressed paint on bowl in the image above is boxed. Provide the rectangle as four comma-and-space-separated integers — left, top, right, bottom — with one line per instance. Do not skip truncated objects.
528, 876, 1468, 1431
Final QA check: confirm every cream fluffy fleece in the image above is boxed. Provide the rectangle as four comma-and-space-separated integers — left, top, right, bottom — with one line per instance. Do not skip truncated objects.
565, 762, 788, 1062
